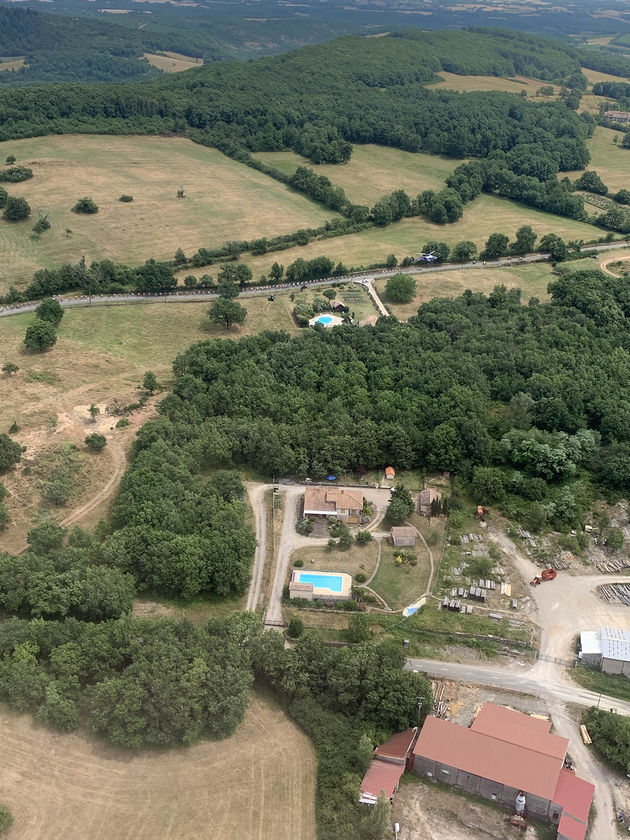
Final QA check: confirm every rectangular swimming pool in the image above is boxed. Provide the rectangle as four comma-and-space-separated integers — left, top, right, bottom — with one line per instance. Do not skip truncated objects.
294, 571, 343, 593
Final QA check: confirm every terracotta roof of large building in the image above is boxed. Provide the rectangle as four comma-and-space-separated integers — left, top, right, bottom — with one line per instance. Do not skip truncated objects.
374, 728, 417, 762
552, 769, 594, 823
471, 703, 567, 759
304, 486, 364, 514
557, 812, 588, 840
414, 715, 564, 801
359, 759, 404, 801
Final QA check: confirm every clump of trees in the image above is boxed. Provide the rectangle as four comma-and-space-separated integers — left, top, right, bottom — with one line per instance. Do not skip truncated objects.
387, 485, 415, 525
0, 165, 32, 182
384, 273, 416, 304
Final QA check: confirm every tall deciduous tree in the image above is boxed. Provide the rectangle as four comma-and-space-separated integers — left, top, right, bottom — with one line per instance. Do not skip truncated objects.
208, 298, 247, 330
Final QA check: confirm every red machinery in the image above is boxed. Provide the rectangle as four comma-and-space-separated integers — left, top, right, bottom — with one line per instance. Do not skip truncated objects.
529, 569, 557, 586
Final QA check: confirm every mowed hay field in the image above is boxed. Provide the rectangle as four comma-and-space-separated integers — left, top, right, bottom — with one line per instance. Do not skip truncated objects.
255, 145, 459, 205
426, 71, 559, 98
374, 261, 557, 320
143, 51, 204, 73
0, 135, 337, 294
235, 193, 599, 281
0, 693, 316, 840
564, 126, 630, 193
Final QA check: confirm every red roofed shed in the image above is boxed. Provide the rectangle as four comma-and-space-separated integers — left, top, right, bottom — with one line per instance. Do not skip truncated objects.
552, 770, 594, 824
359, 759, 404, 805
557, 812, 588, 840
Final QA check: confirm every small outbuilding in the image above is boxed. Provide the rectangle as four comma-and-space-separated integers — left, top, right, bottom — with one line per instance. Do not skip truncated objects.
385, 466, 396, 480
391, 526, 416, 547
418, 488, 441, 517
359, 728, 418, 805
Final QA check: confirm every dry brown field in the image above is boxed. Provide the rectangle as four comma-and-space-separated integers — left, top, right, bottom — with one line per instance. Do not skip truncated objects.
427, 70, 559, 97
0, 135, 337, 295
0, 692, 316, 840
143, 51, 204, 73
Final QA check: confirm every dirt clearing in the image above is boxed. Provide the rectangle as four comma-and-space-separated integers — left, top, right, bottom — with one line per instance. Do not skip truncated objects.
0, 692, 316, 840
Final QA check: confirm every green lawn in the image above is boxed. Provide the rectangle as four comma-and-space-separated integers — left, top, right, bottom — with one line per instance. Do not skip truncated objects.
370, 544, 431, 611
0, 134, 338, 295
289, 541, 379, 582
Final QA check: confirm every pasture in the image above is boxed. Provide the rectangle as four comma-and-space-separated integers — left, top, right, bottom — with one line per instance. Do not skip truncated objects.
0, 297, 298, 549
0, 135, 337, 295
0, 56, 25, 72
143, 51, 203, 73
375, 261, 557, 320
426, 71, 559, 98
237, 193, 600, 281
564, 126, 630, 193
255, 144, 459, 205
0, 692, 316, 840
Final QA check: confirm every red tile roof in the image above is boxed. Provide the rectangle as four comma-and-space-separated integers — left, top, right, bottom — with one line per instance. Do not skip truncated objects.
359, 759, 404, 800
374, 728, 417, 762
413, 715, 564, 800
553, 769, 594, 824
471, 703, 567, 759
557, 812, 588, 840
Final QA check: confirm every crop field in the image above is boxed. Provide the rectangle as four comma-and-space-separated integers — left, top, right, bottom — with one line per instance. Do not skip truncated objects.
255, 144, 459, 205
426, 71, 559, 97
0, 692, 316, 840
581, 67, 630, 85
564, 126, 630, 192
236, 193, 600, 282
0, 135, 338, 295
143, 51, 204, 73
375, 261, 558, 320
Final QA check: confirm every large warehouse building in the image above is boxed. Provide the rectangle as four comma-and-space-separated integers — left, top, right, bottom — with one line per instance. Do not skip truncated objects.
413, 704, 594, 840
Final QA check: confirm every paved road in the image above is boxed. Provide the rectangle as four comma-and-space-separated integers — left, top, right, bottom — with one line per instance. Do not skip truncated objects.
404, 657, 630, 715
3, 238, 629, 319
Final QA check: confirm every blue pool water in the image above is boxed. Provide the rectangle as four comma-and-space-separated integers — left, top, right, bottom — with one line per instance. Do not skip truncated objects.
296, 572, 343, 592
316, 315, 333, 325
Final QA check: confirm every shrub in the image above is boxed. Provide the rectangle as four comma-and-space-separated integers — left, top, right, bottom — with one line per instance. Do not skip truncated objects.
0, 804, 13, 833
355, 530, 373, 545
354, 572, 367, 583
296, 517, 314, 535
293, 558, 304, 567
85, 433, 107, 451
3, 195, 30, 221
0, 187, 6, 209
119, 194, 134, 202
115, 418, 130, 429
0, 165, 32, 182
287, 615, 304, 638
72, 197, 98, 214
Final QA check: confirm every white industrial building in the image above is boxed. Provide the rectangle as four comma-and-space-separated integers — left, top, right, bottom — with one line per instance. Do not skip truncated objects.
579, 627, 630, 676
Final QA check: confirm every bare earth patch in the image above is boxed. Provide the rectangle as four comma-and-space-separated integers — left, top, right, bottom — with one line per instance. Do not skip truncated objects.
0, 692, 316, 840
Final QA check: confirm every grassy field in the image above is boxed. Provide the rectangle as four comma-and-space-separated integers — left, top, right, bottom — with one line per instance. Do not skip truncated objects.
370, 543, 431, 610
375, 261, 558, 319
564, 126, 630, 193
571, 663, 630, 702
0, 692, 316, 840
234, 194, 600, 282
255, 144, 459, 205
427, 71, 559, 98
581, 67, 630, 85
0, 56, 25, 72
143, 51, 203, 73
0, 297, 298, 549
289, 541, 379, 581
0, 135, 338, 295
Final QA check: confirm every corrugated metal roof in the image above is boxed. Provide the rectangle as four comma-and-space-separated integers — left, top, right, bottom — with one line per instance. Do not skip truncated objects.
601, 627, 630, 663
471, 704, 566, 760
580, 630, 601, 656
359, 759, 404, 801
553, 769, 594, 824
557, 812, 587, 840
414, 715, 564, 801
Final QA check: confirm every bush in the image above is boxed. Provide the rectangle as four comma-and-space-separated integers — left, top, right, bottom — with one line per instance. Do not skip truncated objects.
355, 530, 373, 545
24, 319, 57, 351
293, 558, 304, 567
72, 197, 98, 214
119, 194, 133, 202
115, 418, 130, 429
3, 195, 30, 221
354, 572, 367, 583
0, 165, 32, 182
0, 804, 13, 833
296, 517, 314, 535
287, 615, 304, 638
85, 433, 107, 451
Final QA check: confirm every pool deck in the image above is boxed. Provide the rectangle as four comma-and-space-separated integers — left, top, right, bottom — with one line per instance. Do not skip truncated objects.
289, 569, 352, 601
308, 314, 344, 328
